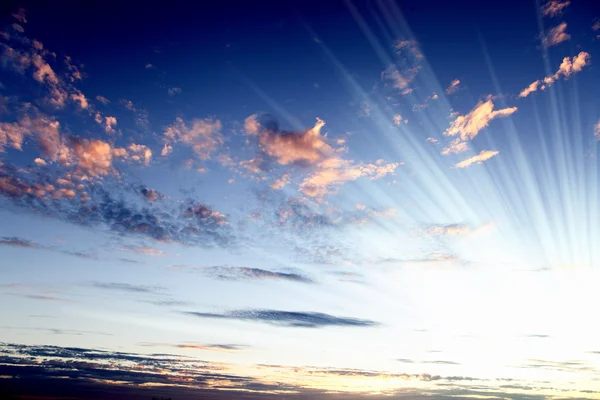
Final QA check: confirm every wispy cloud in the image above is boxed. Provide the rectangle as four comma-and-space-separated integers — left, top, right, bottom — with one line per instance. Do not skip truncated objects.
519, 52, 591, 97
173, 265, 313, 283
445, 79, 461, 94
163, 117, 223, 160
90, 282, 165, 294
541, 22, 570, 47
182, 309, 379, 328
455, 150, 499, 168
442, 98, 516, 155
541, 0, 570, 17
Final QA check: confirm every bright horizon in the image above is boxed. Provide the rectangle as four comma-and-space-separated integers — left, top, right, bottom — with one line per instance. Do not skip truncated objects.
1, 0, 600, 399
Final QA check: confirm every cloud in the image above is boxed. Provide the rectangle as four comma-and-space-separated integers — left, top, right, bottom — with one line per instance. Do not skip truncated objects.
0, 236, 40, 248
12, 9, 27, 24
441, 138, 469, 155
444, 98, 517, 141
541, 0, 570, 17
95, 113, 117, 133
393, 114, 407, 126
595, 120, 600, 141
541, 22, 570, 47
140, 186, 163, 202
442, 98, 516, 156
271, 173, 291, 190
445, 79, 461, 94
519, 52, 591, 97
142, 342, 246, 352
173, 265, 313, 283
182, 309, 379, 328
164, 117, 223, 160
120, 245, 165, 257
0, 165, 235, 247
247, 116, 331, 166
0, 114, 62, 160
168, 87, 182, 97
455, 150, 499, 168
95, 95, 110, 104
382, 65, 420, 91
244, 116, 400, 197
91, 282, 165, 294
394, 39, 424, 60
299, 159, 400, 198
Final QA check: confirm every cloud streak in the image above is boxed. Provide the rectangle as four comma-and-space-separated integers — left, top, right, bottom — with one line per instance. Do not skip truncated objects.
519, 52, 591, 98
182, 309, 379, 328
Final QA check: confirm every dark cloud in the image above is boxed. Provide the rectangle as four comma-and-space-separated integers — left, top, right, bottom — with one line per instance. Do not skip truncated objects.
174, 265, 313, 283
182, 309, 379, 328
0, 164, 236, 248
140, 186, 163, 203
0, 235, 97, 259
0, 236, 40, 248
90, 282, 165, 294
141, 342, 247, 352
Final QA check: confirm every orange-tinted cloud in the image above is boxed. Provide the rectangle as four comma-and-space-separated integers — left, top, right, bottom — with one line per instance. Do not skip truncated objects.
541, 0, 570, 17
541, 22, 570, 47
164, 117, 223, 160
455, 150, 499, 168
444, 98, 517, 141
519, 52, 591, 97
442, 98, 516, 156
445, 79, 461, 94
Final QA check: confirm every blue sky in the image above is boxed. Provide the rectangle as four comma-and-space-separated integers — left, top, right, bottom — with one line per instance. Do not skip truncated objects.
1, 0, 600, 398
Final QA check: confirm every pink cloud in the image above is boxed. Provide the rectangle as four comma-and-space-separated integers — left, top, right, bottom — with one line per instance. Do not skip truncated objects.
445, 79, 461, 95
164, 117, 223, 160
519, 52, 591, 98
541, 22, 570, 47
442, 98, 516, 156
455, 150, 499, 168
541, 0, 570, 17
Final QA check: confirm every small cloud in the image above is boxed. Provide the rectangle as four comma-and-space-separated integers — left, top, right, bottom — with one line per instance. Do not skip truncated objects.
120, 244, 165, 257
541, 0, 570, 17
33, 158, 47, 166
519, 52, 591, 97
455, 150, 499, 168
393, 114, 407, 126
595, 120, 600, 141
445, 79, 461, 94
182, 309, 379, 328
394, 39, 424, 60
95, 95, 110, 104
163, 117, 223, 160
442, 98, 516, 155
90, 282, 165, 294
173, 265, 313, 284
541, 22, 570, 47
168, 87, 182, 97
160, 143, 173, 156
271, 173, 291, 190
0, 236, 40, 248
145, 63, 153, 69
12, 8, 27, 24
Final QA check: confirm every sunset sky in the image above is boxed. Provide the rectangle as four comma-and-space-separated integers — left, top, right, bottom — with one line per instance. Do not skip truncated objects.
2, 0, 600, 398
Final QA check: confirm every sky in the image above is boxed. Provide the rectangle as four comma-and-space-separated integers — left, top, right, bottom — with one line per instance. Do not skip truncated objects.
1, 0, 600, 398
